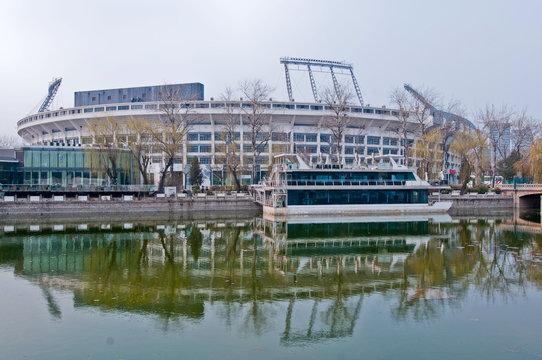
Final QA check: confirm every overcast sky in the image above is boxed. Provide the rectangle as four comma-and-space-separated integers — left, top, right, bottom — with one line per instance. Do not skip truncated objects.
1, 0, 541, 138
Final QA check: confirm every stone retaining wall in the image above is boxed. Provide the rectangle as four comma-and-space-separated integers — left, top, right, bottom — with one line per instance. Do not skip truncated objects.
430, 194, 514, 209
0, 197, 261, 217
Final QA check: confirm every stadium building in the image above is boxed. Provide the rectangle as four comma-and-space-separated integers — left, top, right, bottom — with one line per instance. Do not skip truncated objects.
15, 58, 464, 187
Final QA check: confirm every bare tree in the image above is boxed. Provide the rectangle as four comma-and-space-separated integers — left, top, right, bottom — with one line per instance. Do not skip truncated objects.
0, 134, 23, 148
409, 86, 437, 137
509, 110, 541, 157
151, 85, 196, 192
239, 79, 274, 184
390, 88, 416, 166
431, 100, 465, 177
320, 83, 354, 166
478, 105, 514, 176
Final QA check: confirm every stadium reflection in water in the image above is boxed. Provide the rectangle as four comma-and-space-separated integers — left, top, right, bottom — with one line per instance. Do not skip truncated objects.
1, 215, 542, 359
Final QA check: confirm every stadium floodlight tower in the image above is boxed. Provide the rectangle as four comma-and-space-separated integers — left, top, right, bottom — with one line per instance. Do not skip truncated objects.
279, 57, 364, 106
403, 83, 475, 130
38, 78, 62, 113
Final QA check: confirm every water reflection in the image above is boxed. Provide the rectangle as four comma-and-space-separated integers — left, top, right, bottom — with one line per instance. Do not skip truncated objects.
0, 215, 541, 345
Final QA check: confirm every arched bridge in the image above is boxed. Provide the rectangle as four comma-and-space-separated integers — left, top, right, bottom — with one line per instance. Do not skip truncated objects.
500, 184, 542, 208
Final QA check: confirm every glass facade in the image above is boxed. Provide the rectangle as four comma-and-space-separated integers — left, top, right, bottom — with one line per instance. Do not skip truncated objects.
0, 147, 138, 187
288, 189, 428, 206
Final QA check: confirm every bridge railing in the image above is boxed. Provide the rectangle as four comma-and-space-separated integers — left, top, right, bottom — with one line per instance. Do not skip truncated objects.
500, 184, 542, 190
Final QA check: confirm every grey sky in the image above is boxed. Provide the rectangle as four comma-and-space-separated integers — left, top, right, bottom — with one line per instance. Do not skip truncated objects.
1, 0, 541, 138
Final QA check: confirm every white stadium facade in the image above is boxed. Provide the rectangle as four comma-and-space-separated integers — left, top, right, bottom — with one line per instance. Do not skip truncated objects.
16, 59, 463, 187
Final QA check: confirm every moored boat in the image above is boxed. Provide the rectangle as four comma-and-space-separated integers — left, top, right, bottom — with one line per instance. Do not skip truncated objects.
253, 154, 451, 219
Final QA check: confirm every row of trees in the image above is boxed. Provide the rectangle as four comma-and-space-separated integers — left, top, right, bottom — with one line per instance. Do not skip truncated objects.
85, 80, 542, 193
390, 85, 542, 192
87, 80, 364, 192
87, 81, 277, 191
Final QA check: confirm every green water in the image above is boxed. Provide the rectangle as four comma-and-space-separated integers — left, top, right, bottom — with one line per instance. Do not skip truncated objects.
0, 215, 541, 360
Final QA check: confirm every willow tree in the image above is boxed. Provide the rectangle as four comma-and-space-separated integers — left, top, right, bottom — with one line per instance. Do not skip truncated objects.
450, 128, 489, 193
87, 117, 123, 185
123, 117, 153, 185
414, 128, 443, 181
517, 139, 542, 182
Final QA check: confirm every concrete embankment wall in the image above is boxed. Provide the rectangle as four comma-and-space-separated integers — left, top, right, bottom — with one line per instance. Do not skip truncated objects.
430, 194, 514, 216
0, 198, 262, 219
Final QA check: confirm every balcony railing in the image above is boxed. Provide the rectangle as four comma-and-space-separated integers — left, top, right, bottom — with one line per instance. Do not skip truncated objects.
264, 179, 412, 187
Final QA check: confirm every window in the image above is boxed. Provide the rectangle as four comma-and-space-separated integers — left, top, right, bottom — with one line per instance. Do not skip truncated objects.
297, 145, 317, 154
367, 136, 380, 145
107, 95, 111, 100
199, 145, 211, 153
142, 93, 146, 98
123, 95, 127, 100
367, 147, 379, 155
345, 147, 354, 155
84, 108, 93, 113
294, 133, 305, 142
345, 136, 354, 143
92, 97, 96, 102
188, 133, 199, 141
199, 157, 210, 164
320, 134, 330, 143
106, 106, 116, 111
305, 134, 317, 142
272, 132, 288, 141
118, 105, 129, 110
131, 105, 143, 110
199, 133, 211, 141
188, 145, 198, 153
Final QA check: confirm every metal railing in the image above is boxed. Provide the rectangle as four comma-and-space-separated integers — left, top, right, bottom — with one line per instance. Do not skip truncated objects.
0, 184, 158, 192
264, 179, 412, 187
500, 184, 542, 190
17, 100, 403, 128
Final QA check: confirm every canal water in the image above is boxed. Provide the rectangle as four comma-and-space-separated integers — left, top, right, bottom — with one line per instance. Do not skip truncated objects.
0, 214, 541, 360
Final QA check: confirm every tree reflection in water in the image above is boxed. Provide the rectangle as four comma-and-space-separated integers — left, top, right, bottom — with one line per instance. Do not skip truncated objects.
0, 216, 541, 344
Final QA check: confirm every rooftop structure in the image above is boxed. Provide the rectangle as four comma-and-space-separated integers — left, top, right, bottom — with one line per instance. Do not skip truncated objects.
74, 83, 204, 107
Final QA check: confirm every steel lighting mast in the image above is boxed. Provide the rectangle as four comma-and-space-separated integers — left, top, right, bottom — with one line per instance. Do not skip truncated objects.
280, 57, 364, 106
38, 78, 62, 113
403, 83, 475, 130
